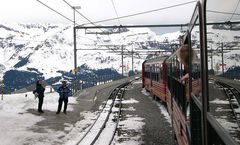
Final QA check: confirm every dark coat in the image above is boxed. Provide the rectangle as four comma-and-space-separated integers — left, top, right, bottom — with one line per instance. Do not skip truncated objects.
33, 81, 45, 98
57, 86, 70, 99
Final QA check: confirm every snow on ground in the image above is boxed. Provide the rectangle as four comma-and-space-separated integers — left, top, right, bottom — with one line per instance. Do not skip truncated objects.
0, 89, 77, 145
155, 102, 171, 124
112, 97, 145, 145
113, 115, 145, 145
141, 88, 151, 97
235, 107, 240, 113
141, 88, 171, 124
210, 98, 230, 104
216, 117, 240, 143
64, 111, 98, 145
0, 86, 145, 145
216, 118, 239, 133
66, 98, 144, 145
122, 98, 139, 104
215, 107, 232, 112
210, 98, 240, 144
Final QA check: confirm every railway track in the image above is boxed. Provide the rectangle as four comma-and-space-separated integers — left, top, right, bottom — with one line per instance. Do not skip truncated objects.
76, 82, 130, 145
215, 81, 240, 129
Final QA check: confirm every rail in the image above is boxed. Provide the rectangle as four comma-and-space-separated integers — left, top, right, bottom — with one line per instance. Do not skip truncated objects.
191, 95, 239, 145
215, 81, 240, 129
76, 82, 130, 145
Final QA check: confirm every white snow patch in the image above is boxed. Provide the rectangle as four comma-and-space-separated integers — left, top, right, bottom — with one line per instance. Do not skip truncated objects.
141, 88, 150, 96
132, 80, 142, 84
65, 98, 141, 145
141, 88, 171, 124
63, 111, 98, 145
0, 91, 76, 145
210, 98, 230, 104
113, 115, 145, 145
216, 118, 239, 133
234, 107, 240, 113
122, 98, 139, 104
119, 115, 145, 130
215, 107, 232, 112
122, 106, 136, 111
155, 102, 171, 124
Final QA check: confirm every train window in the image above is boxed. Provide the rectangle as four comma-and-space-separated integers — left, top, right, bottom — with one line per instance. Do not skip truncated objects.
150, 65, 153, 80
153, 65, 155, 81
154, 64, 157, 81
190, 18, 202, 100
206, 0, 240, 143
173, 56, 181, 79
145, 65, 150, 78
160, 63, 164, 81
156, 64, 160, 82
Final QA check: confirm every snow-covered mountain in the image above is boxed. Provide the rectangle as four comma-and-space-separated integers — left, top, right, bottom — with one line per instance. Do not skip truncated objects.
1, 23, 239, 92
0, 23, 174, 92
191, 24, 240, 76
0, 23, 169, 77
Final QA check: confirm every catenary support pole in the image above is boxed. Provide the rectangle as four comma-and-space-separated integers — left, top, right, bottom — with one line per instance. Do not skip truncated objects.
121, 45, 124, 77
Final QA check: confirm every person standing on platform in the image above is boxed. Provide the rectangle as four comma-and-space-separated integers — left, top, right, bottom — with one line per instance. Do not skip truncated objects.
56, 81, 71, 114
33, 80, 45, 113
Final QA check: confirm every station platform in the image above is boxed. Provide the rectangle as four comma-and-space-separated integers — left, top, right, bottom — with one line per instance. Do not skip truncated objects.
0, 76, 175, 145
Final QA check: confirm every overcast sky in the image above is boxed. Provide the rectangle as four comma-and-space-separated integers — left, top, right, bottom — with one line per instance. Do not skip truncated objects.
0, 0, 239, 26
0, 0, 197, 25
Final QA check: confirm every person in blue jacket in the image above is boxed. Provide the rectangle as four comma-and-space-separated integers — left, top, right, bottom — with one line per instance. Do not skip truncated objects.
56, 80, 71, 114
33, 80, 45, 113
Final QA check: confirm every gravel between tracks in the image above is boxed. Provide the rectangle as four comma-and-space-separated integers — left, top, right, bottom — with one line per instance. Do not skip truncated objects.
115, 80, 176, 145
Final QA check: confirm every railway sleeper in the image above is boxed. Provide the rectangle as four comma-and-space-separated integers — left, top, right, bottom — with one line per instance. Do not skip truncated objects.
233, 104, 239, 109
236, 113, 240, 119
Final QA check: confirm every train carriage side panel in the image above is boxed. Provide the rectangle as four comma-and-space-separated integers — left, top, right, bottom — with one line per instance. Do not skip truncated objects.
142, 57, 168, 102
165, 48, 190, 145
151, 61, 168, 101
142, 61, 146, 88
167, 76, 189, 145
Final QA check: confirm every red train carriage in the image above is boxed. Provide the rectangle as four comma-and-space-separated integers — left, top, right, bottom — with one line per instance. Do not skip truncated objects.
142, 51, 190, 145
165, 48, 190, 145
142, 57, 168, 101
142, 0, 239, 145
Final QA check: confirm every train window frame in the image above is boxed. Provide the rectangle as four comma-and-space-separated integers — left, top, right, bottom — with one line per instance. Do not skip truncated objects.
145, 64, 150, 78
156, 64, 160, 82
188, 1, 211, 145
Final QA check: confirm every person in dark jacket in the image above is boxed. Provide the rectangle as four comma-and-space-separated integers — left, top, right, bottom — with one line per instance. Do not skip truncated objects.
33, 80, 45, 113
56, 81, 71, 114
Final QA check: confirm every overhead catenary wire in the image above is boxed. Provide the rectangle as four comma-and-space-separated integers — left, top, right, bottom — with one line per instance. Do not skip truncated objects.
61, 0, 116, 47
36, 0, 74, 24
62, 0, 96, 26
229, 0, 240, 21
61, 0, 99, 37
81, 0, 197, 26
207, 10, 240, 16
110, 0, 121, 25
110, 0, 122, 55
61, 0, 99, 33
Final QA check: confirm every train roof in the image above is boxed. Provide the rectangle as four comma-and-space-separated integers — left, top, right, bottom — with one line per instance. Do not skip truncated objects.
143, 56, 168, 64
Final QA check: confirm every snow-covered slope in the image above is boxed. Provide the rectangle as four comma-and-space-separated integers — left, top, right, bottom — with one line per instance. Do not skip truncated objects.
1, 23, 239, 91
191, 24, 240, 75
0, 23, 174, 91
0, 24, 168, 80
